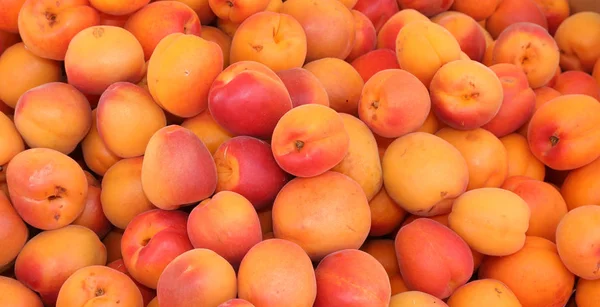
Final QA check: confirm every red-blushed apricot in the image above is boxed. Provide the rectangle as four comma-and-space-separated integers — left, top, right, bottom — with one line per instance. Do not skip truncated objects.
281, 0, 355, 61
377, 9, 430, 50
492, 22, 560, 89
447, 279, 523, 307
200, 26, 232, 69
332, 114, 383, 201
230, 11, 307, 72
18, 0, 100, 60
107, 259, 156, 305
358, 69, 431, 138
83, 171, 100, 187
237, 239, 316, 306
561, 157, 600, 210
121, 209, 193, 289
14, 82, 92, 154
396, 0, 453, 17
81, 109, 121, 177
65, 26, 145, 96
141, 125, 217, 210
0, 43, 63, 108
502, 176, 567, 241
0, 276, 43, 307
276, 68, 330, 107
479, 236, 575, 307
219, 299, 256, 307
213, 136, 289, 210
102, 157, 156, 230
390, 291, 449, 306
270, 104, 349, 178
486, 0, 548, 39
0, 192, 28, 271
382, 132, 469, 216
6, 148, 88, 230
552, 70, 600, 100
72, 185, 111, 238
528, 94, 600, 170
431, 11, 487, 62
500, 133, 546, 181
208, 61, 292, 139
482, 63, 536, 137
187, 191, 262, 268
97, 82, 166, 158
181, 109, 233, 154
314, 249, 391, 307
0, 112, 24, 165
577, 278, 600, 307
157, 249, 237, 307
148, 33, 223, 118
532, 0, 570, 35
518, 86, 562, 138
124, 1, 202, 61
396, 218, 474, 299
0, 30, 20, 55
554, 12, 600, 73
0, 0, 25, 33
351, 49, 400, 82
396, 21, 462, 87
436, 128, 508, 190
451, 0, 499, 21
272, 172, 371, 261
303, 58, 364, 115
430, 60, 502, 130
103, 230, 123, 263
346, 10, 376, 62
56, 265, 144, 307
90, 0, 149, 15
556, 205, 600, 279
209, 0, 269, 24
161, 0, 216, 25
15, 225, 107, 305
354, 0, 399, 31
449, 188, 531, 256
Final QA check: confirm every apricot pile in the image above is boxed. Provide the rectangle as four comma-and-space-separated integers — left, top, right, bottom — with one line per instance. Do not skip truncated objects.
1, 0, 600, 306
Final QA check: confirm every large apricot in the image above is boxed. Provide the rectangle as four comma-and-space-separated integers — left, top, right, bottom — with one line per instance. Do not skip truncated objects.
486, 0, 548, 39
552, 70, 600, 100
346, 10, 377, 62
561, 157, 600, 210
447, 279, 522, 307
382, 132, 469, 216
0, 192, 28, 272
377, 9, 430, 50
81, 109, 121, 176
353, 0, 399, 31
276, 68, 330, 107
0, 276, 43, 306
532, 0, 570, 35
499, 133, 546, 181
350, 49, 400, 82
432, 12, 487, 62
0, 112, 24, 165
554, 12, 600, 73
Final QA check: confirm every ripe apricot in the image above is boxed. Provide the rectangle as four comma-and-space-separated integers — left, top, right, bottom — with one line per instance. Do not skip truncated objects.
554, 12, 600, 73
561, 157, 600, 210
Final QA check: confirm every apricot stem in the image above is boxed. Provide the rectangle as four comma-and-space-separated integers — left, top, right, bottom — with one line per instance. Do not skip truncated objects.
295, 140, 305, 151
549, 135, 560, 146
226, 0, 234, 7
95, 288, 105, 296
371, 101, 379, 109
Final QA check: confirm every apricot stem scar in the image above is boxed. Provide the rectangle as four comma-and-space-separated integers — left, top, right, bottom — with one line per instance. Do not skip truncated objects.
226, 0, 234, 7
95, 288, 105, 296
295, 140, 305, 151
371, 101, 379, 109
549, 135, 560, 146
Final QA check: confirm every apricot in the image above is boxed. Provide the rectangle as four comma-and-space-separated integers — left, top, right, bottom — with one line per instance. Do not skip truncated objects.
350, 49, 400, 82
499, 133, 546, 181
396, 21, 462, 87
200, 26, 232, 69
157, 249, 237, 307
417, 110, 445, 134
65, 26, 145, 96
532, 0, 570, 35
124, 1, 202, 61
430, 60, 503, 130
389, 291, 449, 306
353, 0, 399, 31
216, 18, 241, 37
209, 0, 269, 24
148, 33, 223, 118
213, 136, 289, 210
552, 70, 600, 100
0, 112, 24, 166
72, 185, 111, 238
382, 132, 469, 216
7, 148, 88, 230
449, 188, 531, 256
272, 172, 371, 261
432, 12, 487, 62
482, 63, 536, 137
528, 94, 600, 170
121, 209, 193, 289
179, 110, 232, 155
314, 249, 391, 307
280, 0, 355, 61
56, 265, 144, 307
90, 0, 148, 15
270, 104, 349, 178
518, 86, 562, 138
187, 191, 262, 268
103, 230, 124, 263
486, 0, 548, 39
361, 239, 400, 277
107, 259, 156, 305
14, 82, 92, 154
97, 82, 166, 158
561, 157, 600, 210
0, 192, 28, 271
451, 0, 500, 21
447, 279, 522, 307
482, 40, 496, 66
208, 61, 292, 139
276, 68, 330, 107
0, 43, 62, 108
219, 299, 256, 307
237, 239, 317, 307
359, 69, 431, 138
102, 157, 156, 229
15, 225, 107, 305
479, 236, 575, 307
81, 109, 122, 176
266, 0, 282, 12
230, 11, 307, 72
161, 0, 215, 24
0, 276, 43, 307
346, 10, 376, 62
396, 218, 474, 299
0, 0, 26, 33
556, 205, 600, 279
377, 9, 430, 50
554, 12, 600, 73
576, 278, 600, 307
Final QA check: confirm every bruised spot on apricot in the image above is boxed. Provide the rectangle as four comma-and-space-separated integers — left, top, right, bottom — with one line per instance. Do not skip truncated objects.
93, 27, 105, 38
